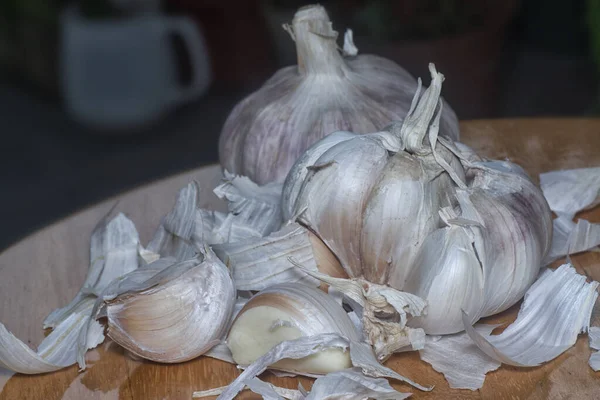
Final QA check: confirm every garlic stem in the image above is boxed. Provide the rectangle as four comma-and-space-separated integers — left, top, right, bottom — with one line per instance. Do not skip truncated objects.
291, 5, 347, 77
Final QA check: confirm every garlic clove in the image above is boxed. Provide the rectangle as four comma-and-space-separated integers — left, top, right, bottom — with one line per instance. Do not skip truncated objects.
419, 325, 501, 390
105, 248, 235, 363
282, 130, 355, 221
293, 263, 426, 361
403, 225, 485, 335
293, 135, 392, 278
463, 263, 599, 367
458, 161, 553, 317
227, 283, 358, 375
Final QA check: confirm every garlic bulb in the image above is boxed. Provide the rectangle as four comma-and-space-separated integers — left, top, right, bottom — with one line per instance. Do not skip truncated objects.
282, 64, 553, 335
227, 283, 359, 375
105, 248, 235, 363
219, 4, 460, 185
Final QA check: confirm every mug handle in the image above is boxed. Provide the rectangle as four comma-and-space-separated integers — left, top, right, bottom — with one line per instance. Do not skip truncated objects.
164, 16, 212, 105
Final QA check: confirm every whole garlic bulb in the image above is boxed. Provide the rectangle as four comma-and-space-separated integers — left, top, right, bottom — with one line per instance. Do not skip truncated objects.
219, 4, 460, 185
282, 64, 553, 335
104, 249, 235, 362
227, 283, 359, 375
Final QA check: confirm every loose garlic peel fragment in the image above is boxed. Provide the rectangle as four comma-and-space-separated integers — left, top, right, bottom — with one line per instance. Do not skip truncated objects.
419, 325, 501, 390
0, 213, 141, 373
291, 261, 426, 361
589, 327, 600, 371
219, 4, 459, 185
464, 264, 599, 367
105, 247, 235, 363
212, 222, 346, 292
227, 283, 358, 375
282, 63, 553, 334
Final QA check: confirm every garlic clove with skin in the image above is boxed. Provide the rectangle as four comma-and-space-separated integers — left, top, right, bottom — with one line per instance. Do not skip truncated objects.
105, 247, 235, 363
226, 283, 359, 375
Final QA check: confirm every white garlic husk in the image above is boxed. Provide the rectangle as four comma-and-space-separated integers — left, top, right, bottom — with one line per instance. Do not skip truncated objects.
104, 247, 235, 363
282, 64, 553, 335
219, 4, 460, 185
226, 283, 359, 375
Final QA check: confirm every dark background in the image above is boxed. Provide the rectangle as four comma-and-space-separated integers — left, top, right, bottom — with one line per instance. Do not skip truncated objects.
1, 0, 599, 250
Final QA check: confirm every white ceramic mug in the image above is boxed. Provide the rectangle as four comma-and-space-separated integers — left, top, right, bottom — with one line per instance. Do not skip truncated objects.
60, 5, 211, 130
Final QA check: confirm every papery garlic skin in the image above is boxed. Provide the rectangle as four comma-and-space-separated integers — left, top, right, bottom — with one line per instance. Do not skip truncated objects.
227, 283, 358, 375
282, 64, 553, 334
219, 4, 459, 185
105, 249, 235, 363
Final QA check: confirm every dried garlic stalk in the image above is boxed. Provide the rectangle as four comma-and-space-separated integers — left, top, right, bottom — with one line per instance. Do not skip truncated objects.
292, 261, 426, 361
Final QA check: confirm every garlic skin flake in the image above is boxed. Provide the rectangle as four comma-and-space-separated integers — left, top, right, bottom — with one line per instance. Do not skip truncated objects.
0, 213, 141, 374
540, 166, 600, 219
282, 64, 553, 334
463, 264, 599, 367
304, 368, 410, 400
219, 4, 459, 185
419, 325, 501, 390
589, 327, 600, 371
544, 216, 600, 264
227, 283, 358, 375
105, 248, 235, 363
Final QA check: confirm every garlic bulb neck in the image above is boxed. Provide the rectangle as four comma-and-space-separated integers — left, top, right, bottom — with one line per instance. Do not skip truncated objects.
290, 5, 347, 77
396, 64, 444, 155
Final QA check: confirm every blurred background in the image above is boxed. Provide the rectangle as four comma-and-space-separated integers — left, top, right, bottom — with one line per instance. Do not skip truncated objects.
1, 0, 599, 250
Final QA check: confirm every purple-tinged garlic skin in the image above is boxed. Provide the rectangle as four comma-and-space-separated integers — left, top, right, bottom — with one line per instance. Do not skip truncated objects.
219, 5, 459, 185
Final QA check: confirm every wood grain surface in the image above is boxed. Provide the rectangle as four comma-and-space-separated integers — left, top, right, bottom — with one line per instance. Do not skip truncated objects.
1, 119, 600, 399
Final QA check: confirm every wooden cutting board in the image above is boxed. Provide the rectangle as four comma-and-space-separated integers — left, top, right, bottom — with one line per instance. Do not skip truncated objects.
1, 119, 599, 400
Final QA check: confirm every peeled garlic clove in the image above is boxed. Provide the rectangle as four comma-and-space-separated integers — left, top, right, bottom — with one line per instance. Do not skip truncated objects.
105, 248, 235, 363
227, 283, 358, 375
219, 4, 459, 184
